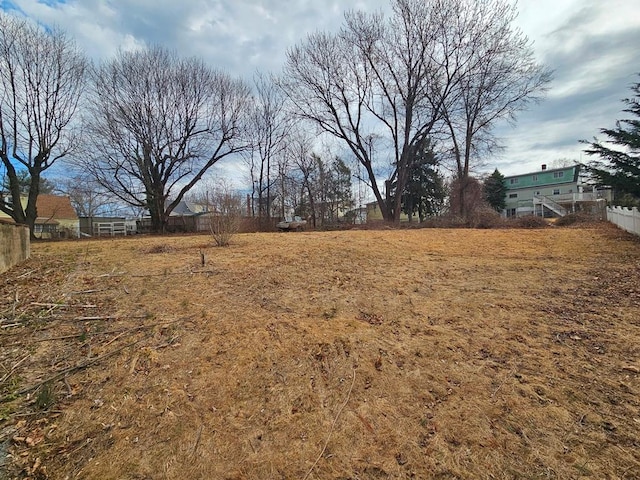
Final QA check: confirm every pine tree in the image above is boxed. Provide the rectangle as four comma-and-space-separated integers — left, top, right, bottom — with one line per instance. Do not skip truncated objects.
483, 169, 507, 212
393, 140, 446, 222
583, 77, 640, 204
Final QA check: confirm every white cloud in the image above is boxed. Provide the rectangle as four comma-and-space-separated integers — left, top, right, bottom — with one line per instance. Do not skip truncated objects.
2, 0, 639, 181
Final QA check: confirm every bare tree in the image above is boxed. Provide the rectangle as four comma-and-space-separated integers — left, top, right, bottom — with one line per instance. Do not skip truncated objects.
441, 0, 551, 217
0, 13, 87, 236
286, 134, 318, 226
282, 0, 463, 223
244, 72, 292, 225
282, 0, 550, 223
82, 46, 251, 233
206, 182, 243, 247
58, 173, 118, 217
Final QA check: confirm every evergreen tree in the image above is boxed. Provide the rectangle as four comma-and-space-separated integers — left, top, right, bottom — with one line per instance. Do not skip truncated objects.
583, 77, 640, 203
483, 169, 507, 212
2, 170, 56, 196
393, 140, 446, 222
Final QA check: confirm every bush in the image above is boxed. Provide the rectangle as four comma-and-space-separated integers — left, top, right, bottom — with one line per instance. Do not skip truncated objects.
208, 187, 242, 247
555, 212, 596, 227
468, 206, 505, 229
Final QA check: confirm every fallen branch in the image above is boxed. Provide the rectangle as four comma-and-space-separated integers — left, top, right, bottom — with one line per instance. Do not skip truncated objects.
0, 355, 30, 385
31, 303, 98, 309
1, 323, 23, 329
26, 319, 184, 344
73, 316, 117, 322
67, 289, 109, 295
191, 424, 204, 457
12, 289, 18, 319
97, 272, 126, 278
130, 270, 217, 278
7, 333, 153, 400
16, 269, 35, 279
303, 368, 356, 480
491, 366, 517, 399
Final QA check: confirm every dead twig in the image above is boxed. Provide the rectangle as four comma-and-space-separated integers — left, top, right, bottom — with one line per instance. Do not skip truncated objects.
302, 368, 356, 480
63, 374, 72, 396
97, 272, 125, 278
130, 270, 217, 278
0, 355, 30, 385
67, 288, 109, 295
30, 303, 98, 309
1, 323, 23, 329
26, 318, 185, 344
5, 333, 153, 401
12, 289, 18, 319
191, 424, 204, 457
16, 269, 35, 279
101, 331, 127, 349
491, 366, 517, 399
73, 316, 117, 322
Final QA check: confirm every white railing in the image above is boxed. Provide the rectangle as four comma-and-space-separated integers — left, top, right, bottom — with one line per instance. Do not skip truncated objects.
607, 206, 640, 236
533, 195, 567, 216
94, 221, 127, 236
552, 192, 603, 202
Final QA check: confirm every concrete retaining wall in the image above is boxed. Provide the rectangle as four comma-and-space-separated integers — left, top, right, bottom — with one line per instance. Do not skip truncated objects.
0, 222, 30, 274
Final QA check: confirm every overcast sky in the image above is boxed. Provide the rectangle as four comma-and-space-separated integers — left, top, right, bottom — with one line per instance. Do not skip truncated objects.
1, 0, 639, 181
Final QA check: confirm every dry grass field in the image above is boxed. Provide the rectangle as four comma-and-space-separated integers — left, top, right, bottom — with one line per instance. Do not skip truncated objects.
1, 224, 639, 479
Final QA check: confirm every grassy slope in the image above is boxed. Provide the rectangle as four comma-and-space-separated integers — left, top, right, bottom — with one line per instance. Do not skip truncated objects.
1, 225, 639, 479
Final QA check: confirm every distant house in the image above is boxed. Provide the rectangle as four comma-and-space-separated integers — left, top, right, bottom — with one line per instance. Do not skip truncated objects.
0, 194, 79, 238
366, 201, 410, 223
167, 200, 212, 232
33, 195, 80, 238
170, 200, 210, 216
503, 164, 609, 218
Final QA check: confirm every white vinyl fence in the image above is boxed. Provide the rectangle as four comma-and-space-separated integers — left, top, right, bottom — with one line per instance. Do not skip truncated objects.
607, 206, 640, 236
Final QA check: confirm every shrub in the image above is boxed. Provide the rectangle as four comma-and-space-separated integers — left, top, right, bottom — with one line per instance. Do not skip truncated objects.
208, 186, 243, 247
468, 206, 505, 229
555, 212, 595, 227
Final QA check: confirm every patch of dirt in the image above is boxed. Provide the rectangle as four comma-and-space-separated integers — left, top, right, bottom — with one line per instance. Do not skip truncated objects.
1, 224, 639, 479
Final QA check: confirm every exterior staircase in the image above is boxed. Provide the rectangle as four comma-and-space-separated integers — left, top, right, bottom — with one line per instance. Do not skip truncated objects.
533, 195, 568, 217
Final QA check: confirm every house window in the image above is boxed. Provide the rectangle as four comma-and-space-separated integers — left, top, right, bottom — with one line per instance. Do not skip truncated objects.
553, 189, 560, 195
507, 208, 516, 217
553, 171, 564, 178
34, 224, 58, 234
509, 193, 517, 198
509, 178, 518, 185
532, 175, 538, 181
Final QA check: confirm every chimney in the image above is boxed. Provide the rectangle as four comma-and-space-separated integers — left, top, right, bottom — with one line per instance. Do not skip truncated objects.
541, 164, 547, 171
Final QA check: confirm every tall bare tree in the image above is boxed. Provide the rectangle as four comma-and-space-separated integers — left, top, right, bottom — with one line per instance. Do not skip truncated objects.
282, 0, 550, 223
0, 13, 87, 236
244, 72, 292, 223
83, 46, 251, 233
282, 0, 463, 222
441, 0, 551, 217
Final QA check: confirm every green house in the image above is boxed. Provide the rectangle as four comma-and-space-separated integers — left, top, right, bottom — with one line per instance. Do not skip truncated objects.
503, 164, 607, 218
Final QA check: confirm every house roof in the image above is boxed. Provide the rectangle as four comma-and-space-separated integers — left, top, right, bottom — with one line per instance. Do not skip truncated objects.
169, 200, 209, 216
503, 164, 580, 180
36, 195, 78, 220
35, 217, 60, 225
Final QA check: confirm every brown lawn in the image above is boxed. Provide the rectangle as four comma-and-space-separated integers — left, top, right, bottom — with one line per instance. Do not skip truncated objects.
1, 224, 639, 479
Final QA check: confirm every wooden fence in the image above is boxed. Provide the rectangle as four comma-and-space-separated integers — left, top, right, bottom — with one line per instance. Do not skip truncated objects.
607, 206, 640, 236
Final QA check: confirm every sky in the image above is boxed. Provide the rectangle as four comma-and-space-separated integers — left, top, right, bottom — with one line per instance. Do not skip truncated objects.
1, 0, 639, 184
